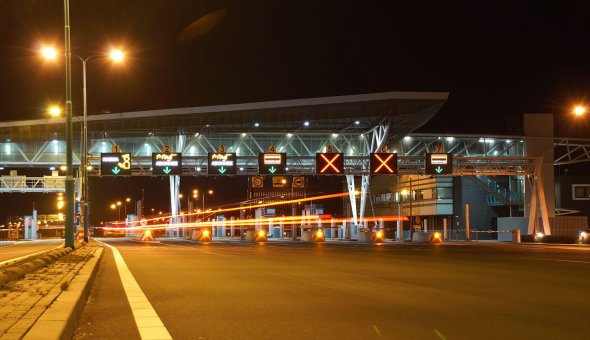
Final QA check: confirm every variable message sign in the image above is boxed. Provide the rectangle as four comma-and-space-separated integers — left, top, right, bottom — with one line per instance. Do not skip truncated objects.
101, 153, 132, 176
425, 153, 453, 175
208, 153, 237, 175
316, 153, 344, 174
370, 153, 398, 174
258, 153, 287, 175
152, 153, 182, 175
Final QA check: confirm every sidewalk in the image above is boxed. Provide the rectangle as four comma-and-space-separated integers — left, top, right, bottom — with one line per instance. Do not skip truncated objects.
0, 243, 103, 339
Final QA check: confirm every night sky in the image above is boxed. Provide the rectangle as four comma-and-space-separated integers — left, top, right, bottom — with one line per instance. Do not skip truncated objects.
0, 1, 589, 223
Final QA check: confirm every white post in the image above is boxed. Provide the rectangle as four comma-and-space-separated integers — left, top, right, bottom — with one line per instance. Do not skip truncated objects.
230, 216, 235, 238
465, 203, 471, 241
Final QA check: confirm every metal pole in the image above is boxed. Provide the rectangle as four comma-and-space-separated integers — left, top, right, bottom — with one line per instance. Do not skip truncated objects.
63, 0, 75, 249
409, 177, 413, 241
82, 59, 89, 242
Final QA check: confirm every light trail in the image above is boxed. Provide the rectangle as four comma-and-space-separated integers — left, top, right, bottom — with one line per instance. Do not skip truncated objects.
102, 215, 408, 232
110, 191, 350, 225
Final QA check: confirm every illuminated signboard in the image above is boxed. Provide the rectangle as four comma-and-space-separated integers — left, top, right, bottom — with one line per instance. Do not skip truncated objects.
370, 153, 398, 175
208, 153, 237, 175
258, 153, 286, 175
100, 153, 132, 176
425, 153, 453, 175
152, 153, 182, 175
315, 153, 344, 175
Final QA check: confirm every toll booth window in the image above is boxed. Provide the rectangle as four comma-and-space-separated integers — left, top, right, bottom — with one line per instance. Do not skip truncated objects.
437, 187, 453, 199
573, 184, 590, 200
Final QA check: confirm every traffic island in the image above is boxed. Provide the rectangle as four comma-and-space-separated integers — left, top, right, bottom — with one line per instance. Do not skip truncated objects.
0, 244, 104, 339
301, 229, 325, 242
411, 231, 443, 243
358, 229, 385, 243
244, 229, 267, 242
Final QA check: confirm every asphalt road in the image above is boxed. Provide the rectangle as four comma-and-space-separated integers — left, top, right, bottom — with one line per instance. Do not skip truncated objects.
75, 239, 590, 339
0, 239, 63, 263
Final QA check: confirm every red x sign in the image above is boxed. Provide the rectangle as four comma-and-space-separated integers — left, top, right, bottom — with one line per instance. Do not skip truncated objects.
370, 153, 398, 174
316, 153, 344, 174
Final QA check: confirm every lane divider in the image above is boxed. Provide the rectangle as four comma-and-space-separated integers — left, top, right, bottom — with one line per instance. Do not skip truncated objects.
101, 241, 172, 340
0, 243, 63, 268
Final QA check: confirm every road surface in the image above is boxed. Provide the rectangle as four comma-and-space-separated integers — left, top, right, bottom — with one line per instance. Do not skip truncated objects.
75, 239, 590, 339
0, 239, 63, 264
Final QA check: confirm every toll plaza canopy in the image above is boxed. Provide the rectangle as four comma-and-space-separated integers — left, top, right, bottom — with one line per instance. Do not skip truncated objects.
0, 91, 448, 143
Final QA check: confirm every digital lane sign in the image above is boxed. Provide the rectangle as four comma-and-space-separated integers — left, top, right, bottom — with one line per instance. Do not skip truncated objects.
152, 153, 182, 175
315, 153, 344, 175
425, 153, 453, 175
101, 153, 132, 176
258, 153, 286, 175
370, 153, 398, 175
208, 153, 237, 175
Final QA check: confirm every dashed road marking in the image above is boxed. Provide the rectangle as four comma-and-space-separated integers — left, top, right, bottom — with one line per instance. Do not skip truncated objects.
101, 241, 172, 340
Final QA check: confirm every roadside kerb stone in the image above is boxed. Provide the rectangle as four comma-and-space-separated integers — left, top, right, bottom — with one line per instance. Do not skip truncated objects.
0, 245, 103, 339
24, 246, 103, 340
0, 248, 73, 286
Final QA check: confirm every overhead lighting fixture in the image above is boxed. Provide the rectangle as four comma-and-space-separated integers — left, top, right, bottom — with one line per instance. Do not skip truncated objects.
254, 122, 260, 127
354, 120, 360, 125
304, 121, 310, 127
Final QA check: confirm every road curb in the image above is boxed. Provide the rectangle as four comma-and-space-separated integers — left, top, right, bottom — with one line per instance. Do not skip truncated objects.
23, 246, 104, 340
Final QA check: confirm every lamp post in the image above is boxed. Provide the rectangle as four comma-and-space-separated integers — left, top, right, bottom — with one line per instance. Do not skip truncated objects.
41, 48, 125, 243
64, 0, 74, 248
202, 189, 213, 211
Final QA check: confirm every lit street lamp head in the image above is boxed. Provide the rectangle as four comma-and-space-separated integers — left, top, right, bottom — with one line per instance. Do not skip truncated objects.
41, 46, 58, 60
48, 106, 62, 117
573, 105, 587, 117
109, 49, 125, 62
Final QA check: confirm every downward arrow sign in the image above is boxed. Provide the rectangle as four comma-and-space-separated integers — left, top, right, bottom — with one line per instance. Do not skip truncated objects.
112, 166, 121, 175
268, 166, 277, 174
163, 167, 172, 174
435, 166, 444, 174
218, 166, 227, 174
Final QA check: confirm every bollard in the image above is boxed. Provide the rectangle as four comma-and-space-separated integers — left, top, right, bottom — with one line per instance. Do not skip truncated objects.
511, 229, 521, 243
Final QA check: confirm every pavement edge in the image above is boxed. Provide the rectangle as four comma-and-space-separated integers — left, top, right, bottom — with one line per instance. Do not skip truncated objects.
23, 246, 104, 340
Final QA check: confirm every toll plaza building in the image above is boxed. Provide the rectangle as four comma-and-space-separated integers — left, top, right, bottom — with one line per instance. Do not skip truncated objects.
0, 91, 588, 241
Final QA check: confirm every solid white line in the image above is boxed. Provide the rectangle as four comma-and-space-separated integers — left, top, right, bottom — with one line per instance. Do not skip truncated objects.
533, 257, 590, 264
101, 241, 172, 340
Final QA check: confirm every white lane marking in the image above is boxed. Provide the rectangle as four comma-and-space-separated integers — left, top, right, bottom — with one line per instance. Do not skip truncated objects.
532, 257, 590, 264
0, 244, 63, 267
101, 241, 172, 340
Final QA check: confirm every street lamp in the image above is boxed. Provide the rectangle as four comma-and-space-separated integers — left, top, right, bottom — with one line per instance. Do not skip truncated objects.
41, 45, 125, 243
116, 201, 122, 220
573, 105, 587, 117
48, 106, 62, 118
202, 189, 213, 211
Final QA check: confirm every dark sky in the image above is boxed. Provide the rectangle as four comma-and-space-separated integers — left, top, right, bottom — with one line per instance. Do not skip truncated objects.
0, 1, 589, 223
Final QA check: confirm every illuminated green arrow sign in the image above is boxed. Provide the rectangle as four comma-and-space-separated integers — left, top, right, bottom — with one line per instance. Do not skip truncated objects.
268, 166, 277, 174
163, 167, 172, 174
218, 166, 227, 174
112, 167, 121, 175
435, 166, 444, 174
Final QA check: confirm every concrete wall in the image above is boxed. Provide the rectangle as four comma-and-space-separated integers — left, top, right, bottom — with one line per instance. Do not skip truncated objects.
555, 175, 590, 218
523, 113, 555, 217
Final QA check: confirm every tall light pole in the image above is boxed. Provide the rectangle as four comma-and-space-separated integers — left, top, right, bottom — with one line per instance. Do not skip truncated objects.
41, 47, 125, 243
202, 189, 213, 211
78, 50, 124, 242
63, 0, 74, 248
